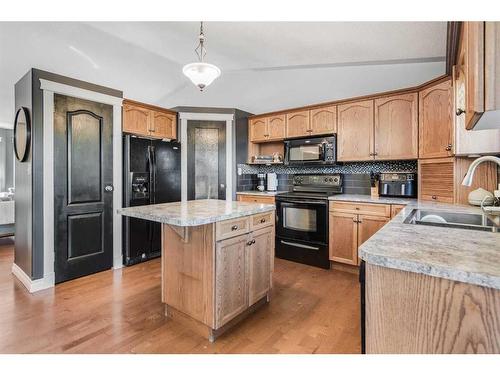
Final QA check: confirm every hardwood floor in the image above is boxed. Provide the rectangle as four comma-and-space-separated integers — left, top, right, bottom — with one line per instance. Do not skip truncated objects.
0, 238, 361, 354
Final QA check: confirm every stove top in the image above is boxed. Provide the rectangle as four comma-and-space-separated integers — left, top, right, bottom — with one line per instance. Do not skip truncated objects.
276, 174, 343, 200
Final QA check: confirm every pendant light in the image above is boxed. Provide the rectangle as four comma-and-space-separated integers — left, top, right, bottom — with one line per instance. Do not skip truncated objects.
182, 22, 221, 91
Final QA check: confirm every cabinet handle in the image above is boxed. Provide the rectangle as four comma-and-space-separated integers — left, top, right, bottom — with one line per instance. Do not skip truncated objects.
456, 108, 465, 116
432, 195, 437, 200
252, 239, 256, 244
247, 240, 253, 246
355, 207, 360, 210
231, 225, 239, 231
260, 218, 266, 223
358, 220, 363, 223
445, 144, 452, 151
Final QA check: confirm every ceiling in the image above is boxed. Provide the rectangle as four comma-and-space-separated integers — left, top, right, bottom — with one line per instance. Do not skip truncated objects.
0, 22, 447, 127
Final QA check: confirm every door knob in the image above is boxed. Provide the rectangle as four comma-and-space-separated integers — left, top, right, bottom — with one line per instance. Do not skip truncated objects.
104, 185, 114, 192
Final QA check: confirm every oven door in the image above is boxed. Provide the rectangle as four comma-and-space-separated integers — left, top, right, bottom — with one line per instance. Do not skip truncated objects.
285, 140, 325, 165
276, 198, 328, 244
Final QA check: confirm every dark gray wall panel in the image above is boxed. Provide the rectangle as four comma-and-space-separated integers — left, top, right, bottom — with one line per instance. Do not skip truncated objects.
14, 70, 33, 277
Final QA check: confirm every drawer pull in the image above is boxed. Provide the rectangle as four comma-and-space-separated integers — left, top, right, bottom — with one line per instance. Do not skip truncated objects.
432, 195, 437, 200
260, 218, 266, 223
247, 240, 253, 246
355, 207, 360, 210
231, 225, 239, 231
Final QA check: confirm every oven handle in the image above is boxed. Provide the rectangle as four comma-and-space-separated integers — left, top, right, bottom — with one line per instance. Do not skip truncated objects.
280, 240, 320, 251
278, 200, 327, 206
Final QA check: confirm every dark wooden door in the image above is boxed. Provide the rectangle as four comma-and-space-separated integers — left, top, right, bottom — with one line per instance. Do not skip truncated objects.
187, 120, 226, 200
54, 94, 113, 283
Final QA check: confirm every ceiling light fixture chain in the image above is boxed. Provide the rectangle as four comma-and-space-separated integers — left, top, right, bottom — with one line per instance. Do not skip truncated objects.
182, 21, 221, 91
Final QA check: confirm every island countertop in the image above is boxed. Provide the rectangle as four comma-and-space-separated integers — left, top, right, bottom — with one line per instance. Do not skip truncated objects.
118, 199, 275, 226
358, 200, 500, 290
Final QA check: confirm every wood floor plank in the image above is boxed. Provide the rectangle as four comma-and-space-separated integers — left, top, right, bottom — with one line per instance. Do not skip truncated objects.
0, 239, 360, 353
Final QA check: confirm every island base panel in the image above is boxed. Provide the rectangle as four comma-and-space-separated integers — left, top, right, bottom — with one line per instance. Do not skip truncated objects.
365, 263, 500, 354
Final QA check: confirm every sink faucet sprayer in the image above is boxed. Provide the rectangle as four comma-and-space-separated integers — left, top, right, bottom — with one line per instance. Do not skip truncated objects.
462, 156, 500, 215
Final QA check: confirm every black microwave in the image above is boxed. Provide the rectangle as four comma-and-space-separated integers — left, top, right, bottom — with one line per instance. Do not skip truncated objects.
284, 135, 337, 165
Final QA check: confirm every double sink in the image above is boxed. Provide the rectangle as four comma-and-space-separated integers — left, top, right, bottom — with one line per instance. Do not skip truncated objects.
404, 209, 500, 233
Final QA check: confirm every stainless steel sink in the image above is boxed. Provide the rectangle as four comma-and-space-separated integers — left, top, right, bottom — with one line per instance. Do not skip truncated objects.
403, 209, 500, 233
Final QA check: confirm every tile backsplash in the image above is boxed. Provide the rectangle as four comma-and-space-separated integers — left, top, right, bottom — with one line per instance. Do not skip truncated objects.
237, 160, 417, 195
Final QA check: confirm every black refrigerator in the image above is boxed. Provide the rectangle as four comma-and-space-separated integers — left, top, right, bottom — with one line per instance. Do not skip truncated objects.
122, 135, 181, 266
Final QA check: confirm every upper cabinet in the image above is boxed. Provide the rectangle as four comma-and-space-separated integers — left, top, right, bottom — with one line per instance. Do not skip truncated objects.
249, 115, 285, 142
455, 22, 500, 130
286, 110, 310, 138
418, 80, 453, 159
310, 105, 337, 136
122, 99, 177, 140
374, 93, 418, 160
337, 100, 374, 161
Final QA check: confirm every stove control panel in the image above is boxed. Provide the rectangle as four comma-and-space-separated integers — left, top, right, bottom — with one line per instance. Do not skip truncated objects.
293, 174, 342, 187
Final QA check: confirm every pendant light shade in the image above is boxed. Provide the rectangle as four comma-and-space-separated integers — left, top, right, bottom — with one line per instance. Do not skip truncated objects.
182, 62, 221, 91
182, 22, 221, 91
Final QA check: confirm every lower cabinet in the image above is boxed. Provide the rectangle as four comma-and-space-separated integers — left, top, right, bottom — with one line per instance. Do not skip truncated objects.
215, 225, 273, 328
329, 202, 392, 266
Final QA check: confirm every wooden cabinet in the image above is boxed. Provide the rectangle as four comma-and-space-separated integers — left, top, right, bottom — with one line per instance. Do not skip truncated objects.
249, 115, 285, 142
418, 80, 453, 159
374, 93, 418, 160
122, 99, 177, 140
237, 194, 275, 205
268, 115, 286, 140
309, 105, 337, 136
214, 218, 274, 329
357, 215, 389, 248
247, 227, 273, 306
418, 158, 455, 203
391, 205, 405, 218
151, 111, 176, 139
329, 201, 391, 266
286, 110, 310, 138
215, 234, 248, 328
337, 100, 374, 161
329, 212, 358, 265
249, 118, 268, 142
123, 102, 151, 137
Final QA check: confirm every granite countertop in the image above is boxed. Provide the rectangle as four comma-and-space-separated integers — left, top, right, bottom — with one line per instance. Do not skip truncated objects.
358, 201, 500, 290
329, 194, 416, 205
118, 199, 275, 227
236, 190, 287, 196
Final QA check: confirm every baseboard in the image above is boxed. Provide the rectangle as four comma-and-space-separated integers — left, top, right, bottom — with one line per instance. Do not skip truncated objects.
11, 263, 55, 293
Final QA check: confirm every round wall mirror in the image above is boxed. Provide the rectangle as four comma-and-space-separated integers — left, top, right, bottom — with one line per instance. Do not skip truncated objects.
13, 106, 31, 162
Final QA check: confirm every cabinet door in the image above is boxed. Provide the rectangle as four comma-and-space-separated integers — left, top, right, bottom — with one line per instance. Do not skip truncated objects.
357, 215, 389, 249
267, 115, 286, 140
390, 204, 405, 218
152, 111, 176, 139
286, 110, 310, 138
249, 118, 268, 142
122, 103, 151, 136
247, 227, 272, 306
418, 158, 455, 203
337, 100, 374, 161
309, 105, 337, 136
329, 212, 358, 265
419, 80, 453, 158
374, 93, 418, 160
215, 235, 248, 329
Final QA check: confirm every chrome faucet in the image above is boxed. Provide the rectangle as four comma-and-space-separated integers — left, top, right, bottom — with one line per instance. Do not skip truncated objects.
462, 156, 500, 215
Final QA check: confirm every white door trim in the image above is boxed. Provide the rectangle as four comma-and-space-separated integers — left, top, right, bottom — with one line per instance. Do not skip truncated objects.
178, 112, 234, 201
28, 79, 123, 292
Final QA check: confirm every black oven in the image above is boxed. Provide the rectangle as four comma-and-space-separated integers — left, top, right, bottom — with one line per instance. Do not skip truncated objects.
276, 197, 328, 244
284, 135, 336, 165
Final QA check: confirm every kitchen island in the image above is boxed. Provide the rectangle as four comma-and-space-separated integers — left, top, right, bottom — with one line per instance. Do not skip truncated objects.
359, 201, 500, 354
119, 199, 276, 342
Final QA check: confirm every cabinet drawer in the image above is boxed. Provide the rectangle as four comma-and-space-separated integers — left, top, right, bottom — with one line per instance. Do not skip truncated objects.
216, 217, 250, 241
391, 204, 406, 218
330, 201, 391, 217
251, 211, 274, 231
237, 194, 275, 204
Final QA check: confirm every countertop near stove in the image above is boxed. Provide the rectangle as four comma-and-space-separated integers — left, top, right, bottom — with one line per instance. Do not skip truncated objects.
118, 199, 275, 226
329, 194, 416, 205
358, 200, 500, 290
236, 190, 287, 196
